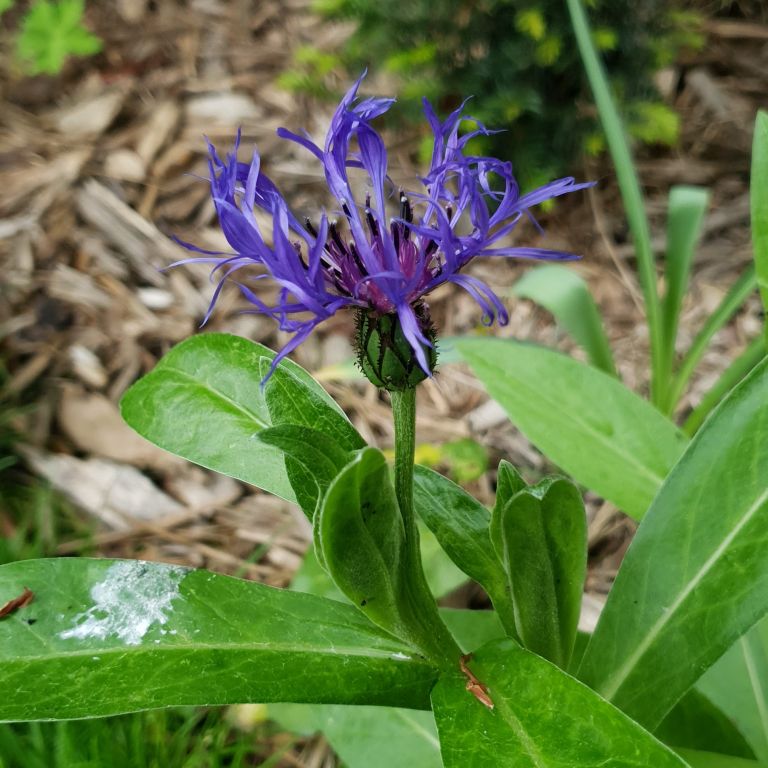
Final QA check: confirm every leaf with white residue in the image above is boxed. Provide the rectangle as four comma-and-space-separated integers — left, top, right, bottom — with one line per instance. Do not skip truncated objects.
0, 558, 438, 721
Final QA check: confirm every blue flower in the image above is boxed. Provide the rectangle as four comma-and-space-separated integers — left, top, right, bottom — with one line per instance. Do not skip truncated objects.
174, 73, 593, 379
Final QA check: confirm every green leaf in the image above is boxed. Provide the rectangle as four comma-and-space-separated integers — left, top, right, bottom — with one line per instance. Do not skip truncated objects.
491, 479, 587, 669
752, 110, 768, 339
513, 265, 616, 375
431, 639, 687, 768
441, 609, 506, 652
293, 525, 468, 603
661, 185, 710, 405
698, 618, 768, 763
656, 689, 755, 759
0, 558, 438, 721
677, 751, 762, 768
17, 0, 102, 75
668, 266, 757, 409
260, 360, 364, 451
565, 0, 664, 405
257, 425, 352, 518
577, 357, 768, 729
683, 337, 766, 435
413, 465, 499, 591
121, 333, 356, 504
271, 704, 442, 768
316, 448, 454, 663
455, 338, 688, 519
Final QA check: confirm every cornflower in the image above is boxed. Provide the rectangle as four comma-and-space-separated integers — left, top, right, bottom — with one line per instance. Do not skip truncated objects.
174, 73, 593, 388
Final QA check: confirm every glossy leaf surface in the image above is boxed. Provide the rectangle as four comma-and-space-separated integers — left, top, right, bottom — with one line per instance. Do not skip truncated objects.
0, 558, 437, 721
456, 338, 688, 519
431, 639, 686, 768
513, 265, 616, 375
491, 479, 586, 669
578, 358, 768, 729
257, 425, 352, 518
121, 333, 359, 502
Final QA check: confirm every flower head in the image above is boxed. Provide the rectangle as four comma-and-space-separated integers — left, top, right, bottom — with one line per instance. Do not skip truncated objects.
174, 73, 593, 384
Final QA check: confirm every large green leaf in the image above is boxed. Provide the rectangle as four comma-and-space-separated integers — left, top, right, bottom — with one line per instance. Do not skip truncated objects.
513, 265, 616, 376
431, 639, 687, 768
120, 333, 360, 503
578, 358, 768, 729
0, 558, 437, 721
455, 338, 688, 519
491, 479, 586, 669
698, 617, 768, 763
752, 110, 768, 337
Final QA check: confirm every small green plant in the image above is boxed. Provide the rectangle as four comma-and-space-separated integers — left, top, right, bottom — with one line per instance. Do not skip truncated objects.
4, 0, 102, 76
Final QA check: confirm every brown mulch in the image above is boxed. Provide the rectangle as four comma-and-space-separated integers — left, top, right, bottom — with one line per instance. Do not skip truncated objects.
0, 2, 766, 761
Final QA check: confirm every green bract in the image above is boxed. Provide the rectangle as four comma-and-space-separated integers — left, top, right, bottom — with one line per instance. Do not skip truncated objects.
355, 309, 437, 390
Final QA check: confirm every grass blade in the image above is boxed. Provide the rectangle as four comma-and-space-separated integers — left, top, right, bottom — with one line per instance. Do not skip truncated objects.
565, 0, 663, 405
752, 110, 768, 342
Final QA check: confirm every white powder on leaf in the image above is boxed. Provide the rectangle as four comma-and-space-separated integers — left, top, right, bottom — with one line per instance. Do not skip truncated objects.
59, 561, 187, 646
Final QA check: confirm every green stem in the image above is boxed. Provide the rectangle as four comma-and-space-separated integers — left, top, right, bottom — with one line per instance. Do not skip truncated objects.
390, 388, 460, 667
391, 389, 419, 569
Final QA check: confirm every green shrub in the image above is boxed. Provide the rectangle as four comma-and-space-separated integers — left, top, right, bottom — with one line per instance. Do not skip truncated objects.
287, 0, 703, 184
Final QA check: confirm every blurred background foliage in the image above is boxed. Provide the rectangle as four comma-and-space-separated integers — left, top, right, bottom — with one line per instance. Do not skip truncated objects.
280, 0, 705, 187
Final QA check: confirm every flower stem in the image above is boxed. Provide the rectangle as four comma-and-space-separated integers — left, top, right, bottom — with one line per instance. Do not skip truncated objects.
390, 388, 460, 667
390, 388, 419, 567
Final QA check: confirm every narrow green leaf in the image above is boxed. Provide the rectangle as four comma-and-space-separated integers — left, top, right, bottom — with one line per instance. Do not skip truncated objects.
752, 110, 768, 337
513, 265, 617, 375
120, 333, 357, 503
565, 0, 664, 405
431, 639, 687, 768
661, 185, 710, 406
456, 338, 688, 519
316, 449, 455, 663
668, 266, 757, 409
656, 689, 755, 759
578, 358, 768, 729
492, 480, 587, 669
0, 558, 437, 721
698, 618, 768, 763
